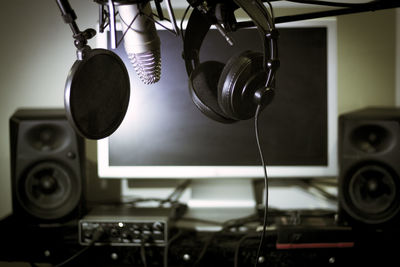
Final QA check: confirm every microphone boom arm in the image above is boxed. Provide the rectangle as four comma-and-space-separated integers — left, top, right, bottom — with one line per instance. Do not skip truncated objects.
54, 0, 96, 51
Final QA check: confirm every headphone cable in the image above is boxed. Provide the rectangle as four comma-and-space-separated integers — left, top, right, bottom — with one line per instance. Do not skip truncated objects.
254, 104, 269, 267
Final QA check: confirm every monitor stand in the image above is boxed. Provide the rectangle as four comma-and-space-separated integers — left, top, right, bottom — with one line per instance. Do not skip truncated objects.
185, 179, 257, 228
121, 178, 257, 229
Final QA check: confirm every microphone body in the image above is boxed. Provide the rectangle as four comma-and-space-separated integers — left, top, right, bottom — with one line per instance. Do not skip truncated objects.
118, 2, 161, 84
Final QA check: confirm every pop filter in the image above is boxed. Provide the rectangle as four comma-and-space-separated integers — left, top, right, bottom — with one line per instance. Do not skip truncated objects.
64, 48, 130, 140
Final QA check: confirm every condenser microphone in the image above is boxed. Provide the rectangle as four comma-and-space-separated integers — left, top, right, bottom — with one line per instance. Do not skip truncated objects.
118, 2, 161, 85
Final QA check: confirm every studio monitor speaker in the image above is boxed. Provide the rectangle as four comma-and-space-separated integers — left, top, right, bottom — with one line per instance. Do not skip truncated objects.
339, 107, 400, 227
10, 109, 85, 223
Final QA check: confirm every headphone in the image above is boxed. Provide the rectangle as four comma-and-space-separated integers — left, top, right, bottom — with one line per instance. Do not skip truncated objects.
183, 0, 279, 123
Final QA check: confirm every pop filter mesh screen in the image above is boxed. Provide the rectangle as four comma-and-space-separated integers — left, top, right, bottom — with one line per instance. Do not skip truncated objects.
67, 50, 130, 139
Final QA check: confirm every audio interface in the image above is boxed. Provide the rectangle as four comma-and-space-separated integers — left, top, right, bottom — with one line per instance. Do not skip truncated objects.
79, 205, 173, 246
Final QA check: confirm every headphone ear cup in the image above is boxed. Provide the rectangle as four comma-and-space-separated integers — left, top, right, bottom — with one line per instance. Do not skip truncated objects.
218, 51, 267, 120
189, 61, 237, 123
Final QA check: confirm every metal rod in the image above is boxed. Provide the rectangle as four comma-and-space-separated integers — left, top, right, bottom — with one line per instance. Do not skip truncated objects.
277, 0, 377, 8
108, 0, 117, 49
54, 0, 81, 35
234, 1, 400, 27
275, 2, 400, 24
165, 0, 180, 36
99, 5, 105, 33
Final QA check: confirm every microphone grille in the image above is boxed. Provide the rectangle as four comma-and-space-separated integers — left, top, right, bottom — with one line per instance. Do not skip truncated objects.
128, 50, 161, 85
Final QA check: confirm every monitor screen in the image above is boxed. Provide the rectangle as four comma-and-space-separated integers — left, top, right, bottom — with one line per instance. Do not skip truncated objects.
97, 18, 337, 179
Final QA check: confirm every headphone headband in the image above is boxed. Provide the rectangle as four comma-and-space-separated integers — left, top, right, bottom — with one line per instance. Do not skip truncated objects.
183, 7, 212, 75
183, 0, 279, 88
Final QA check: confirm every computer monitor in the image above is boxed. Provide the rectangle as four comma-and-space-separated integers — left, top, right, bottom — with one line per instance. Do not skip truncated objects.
96, 18, 338, 180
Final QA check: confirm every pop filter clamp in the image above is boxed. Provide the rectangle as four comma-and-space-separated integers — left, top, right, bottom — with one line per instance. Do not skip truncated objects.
54, 0, 130, 140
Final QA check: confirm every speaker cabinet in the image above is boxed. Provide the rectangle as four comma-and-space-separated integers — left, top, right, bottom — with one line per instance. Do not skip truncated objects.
10, 109, 85, 223
339, 107, 400, 227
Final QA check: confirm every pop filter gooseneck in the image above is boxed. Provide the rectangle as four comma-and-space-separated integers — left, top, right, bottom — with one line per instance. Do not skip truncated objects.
55, 0, 130, 139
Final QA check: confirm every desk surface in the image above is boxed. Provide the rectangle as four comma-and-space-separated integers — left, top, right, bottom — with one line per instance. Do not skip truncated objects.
1, 209, 399, 267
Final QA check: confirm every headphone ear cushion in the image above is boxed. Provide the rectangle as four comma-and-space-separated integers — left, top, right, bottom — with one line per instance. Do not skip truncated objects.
189, 61, 237, 123
218, 51, 265, 120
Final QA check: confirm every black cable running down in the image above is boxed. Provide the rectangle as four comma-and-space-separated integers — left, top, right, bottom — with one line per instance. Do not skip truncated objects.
140, 238, 148, 267
164, 179, 191, 203
254, 104, 269, 267
54, 228, 104, 267
234, 233, 260, 267
164, 230, 184, 267
53, 246, 91, 267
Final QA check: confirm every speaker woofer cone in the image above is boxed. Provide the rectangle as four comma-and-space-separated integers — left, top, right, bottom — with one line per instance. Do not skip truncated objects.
17, 162, 81, 220
342, 163, 400, 224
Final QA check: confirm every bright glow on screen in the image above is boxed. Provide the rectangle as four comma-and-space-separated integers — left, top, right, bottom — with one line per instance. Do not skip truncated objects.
97, 18, 337, 179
